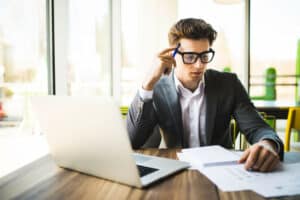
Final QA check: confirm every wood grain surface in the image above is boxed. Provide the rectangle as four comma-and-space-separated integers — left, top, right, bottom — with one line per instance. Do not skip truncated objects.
0, 149, 294, 200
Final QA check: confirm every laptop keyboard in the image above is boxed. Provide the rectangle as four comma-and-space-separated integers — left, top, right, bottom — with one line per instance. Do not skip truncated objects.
136, 165, 159, 177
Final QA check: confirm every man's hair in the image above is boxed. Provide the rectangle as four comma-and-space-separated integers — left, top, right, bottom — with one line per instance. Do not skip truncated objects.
168, 18, 217, 46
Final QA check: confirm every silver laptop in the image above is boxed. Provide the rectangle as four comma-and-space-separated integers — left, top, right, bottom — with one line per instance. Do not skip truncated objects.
31, 96, 189, 188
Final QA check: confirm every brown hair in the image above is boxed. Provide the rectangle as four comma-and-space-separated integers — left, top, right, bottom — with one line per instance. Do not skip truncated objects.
168, 18, 217, 46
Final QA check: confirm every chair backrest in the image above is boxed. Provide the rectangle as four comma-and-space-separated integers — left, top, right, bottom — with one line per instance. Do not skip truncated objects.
264, 67, 277, 100
120, 106, 129, 119
264, 114, 276, 130
284, 107, 300, 151
251, 67, 277, 101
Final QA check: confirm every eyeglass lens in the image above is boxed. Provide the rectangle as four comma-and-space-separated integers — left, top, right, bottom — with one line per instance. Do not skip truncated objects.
183, 51, 214, 64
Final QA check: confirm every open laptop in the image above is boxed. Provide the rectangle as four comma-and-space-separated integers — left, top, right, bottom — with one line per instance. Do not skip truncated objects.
31, 96, 189, 188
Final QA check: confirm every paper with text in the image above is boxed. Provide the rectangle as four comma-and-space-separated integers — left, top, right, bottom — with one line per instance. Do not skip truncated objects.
177, 145, 300, 198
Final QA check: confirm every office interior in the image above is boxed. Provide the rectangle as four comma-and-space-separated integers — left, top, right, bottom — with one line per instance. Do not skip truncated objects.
0, 0, 300, 199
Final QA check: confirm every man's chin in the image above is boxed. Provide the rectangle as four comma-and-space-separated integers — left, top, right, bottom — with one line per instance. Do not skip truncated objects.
190, 74, 203, 81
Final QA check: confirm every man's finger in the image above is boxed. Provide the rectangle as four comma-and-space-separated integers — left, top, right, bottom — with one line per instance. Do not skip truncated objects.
160, 58, 176, 69
161, 57, 176, 67
268, 155, 280, 171
252, 148, 269, 170
238, 148, 250, 163
158, 47, 177, 56
158, 54, 173, 58
259, 153, 275, 172
160, 58, 174, 67
244, 145, 261, 170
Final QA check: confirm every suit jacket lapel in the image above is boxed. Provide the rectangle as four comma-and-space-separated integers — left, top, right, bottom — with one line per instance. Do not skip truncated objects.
161, 74, 184, 146
204, 71, 218, 145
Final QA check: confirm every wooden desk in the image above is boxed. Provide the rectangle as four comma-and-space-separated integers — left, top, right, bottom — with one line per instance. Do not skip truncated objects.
0, 149, 297, 200
253, 100, 299, 119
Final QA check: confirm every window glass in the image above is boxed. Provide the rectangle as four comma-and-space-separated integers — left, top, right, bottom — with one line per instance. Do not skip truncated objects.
68, 0, 111, 97
250, 0, 300, 102
120, 0, 177, 105
0, 0, 47, 129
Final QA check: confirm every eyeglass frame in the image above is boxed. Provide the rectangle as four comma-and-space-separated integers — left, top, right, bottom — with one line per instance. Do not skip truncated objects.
176, 48, 215, 64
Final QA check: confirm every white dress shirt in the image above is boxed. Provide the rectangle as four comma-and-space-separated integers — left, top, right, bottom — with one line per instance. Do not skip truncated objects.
173, 75, 206, 147
139, 74, 206, 147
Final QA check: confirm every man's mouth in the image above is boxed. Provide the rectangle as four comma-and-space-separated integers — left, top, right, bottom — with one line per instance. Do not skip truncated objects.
190, 72, 202, 76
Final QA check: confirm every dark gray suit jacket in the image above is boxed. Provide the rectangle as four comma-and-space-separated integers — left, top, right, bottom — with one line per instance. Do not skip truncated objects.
126, 69, 284, 160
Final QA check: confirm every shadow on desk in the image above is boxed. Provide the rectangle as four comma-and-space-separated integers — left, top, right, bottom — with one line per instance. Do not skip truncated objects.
0, 149, 300, 200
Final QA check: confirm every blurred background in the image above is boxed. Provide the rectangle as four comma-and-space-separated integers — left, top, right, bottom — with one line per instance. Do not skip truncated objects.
0, 0, 299, 145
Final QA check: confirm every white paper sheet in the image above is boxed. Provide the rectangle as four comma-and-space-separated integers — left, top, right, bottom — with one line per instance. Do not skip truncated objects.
200, 163, 284, 192
249, 163, 300, 197
177, 146, 300, 198
181, 145, 240, 167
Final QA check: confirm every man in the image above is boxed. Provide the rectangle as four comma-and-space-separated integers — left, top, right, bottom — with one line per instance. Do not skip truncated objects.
127, 18, 283, 172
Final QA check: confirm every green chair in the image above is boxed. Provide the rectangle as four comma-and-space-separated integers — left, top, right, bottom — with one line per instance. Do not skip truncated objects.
264, 115, 276, 130
120, 106, 129, 119
251, 67, 277, 101
223, 66, 231, 73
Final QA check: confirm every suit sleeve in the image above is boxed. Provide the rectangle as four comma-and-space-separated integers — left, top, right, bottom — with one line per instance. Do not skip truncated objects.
232, 75, 284, 160
126, 92, 158, 149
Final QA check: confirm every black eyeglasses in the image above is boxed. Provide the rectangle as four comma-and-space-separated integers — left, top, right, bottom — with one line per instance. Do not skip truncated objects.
177, 48, 215, 64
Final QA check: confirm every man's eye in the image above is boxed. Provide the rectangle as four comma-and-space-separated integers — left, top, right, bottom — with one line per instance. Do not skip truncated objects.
201, 54, 209, 61
185, 54, 196, 60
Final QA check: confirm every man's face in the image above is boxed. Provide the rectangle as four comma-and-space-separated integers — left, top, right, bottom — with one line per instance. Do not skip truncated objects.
174, 38, 211, 88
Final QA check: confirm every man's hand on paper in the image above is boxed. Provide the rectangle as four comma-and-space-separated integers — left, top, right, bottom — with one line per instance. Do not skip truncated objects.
238, 140, 280, 172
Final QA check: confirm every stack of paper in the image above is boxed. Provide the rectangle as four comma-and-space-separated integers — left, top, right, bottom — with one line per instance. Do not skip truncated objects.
177, 145, 300, 198
177, 145, 240, 169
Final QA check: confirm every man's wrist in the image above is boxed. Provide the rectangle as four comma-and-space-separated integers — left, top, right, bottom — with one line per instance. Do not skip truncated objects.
260, 140, 278, 154
139, 87, 153, 101
142, 84, 154, 91
142, 80, 156, 91
142, 76, 161, 91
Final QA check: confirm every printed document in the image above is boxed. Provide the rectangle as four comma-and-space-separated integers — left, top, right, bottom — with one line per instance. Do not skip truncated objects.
177, 145, 300, 198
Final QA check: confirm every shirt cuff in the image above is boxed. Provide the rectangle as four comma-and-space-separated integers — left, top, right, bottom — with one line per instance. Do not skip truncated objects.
139, 87, 153, 101
260, 137, 281, 154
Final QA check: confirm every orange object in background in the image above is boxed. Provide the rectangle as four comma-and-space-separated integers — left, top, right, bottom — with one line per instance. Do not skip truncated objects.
0, 102, 6, 118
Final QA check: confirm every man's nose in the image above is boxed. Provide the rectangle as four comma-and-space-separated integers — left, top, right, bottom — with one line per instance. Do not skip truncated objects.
194, 58, 205, 69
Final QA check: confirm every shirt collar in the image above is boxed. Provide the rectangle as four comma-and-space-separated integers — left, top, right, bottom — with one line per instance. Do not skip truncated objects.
173, 72, 205, 98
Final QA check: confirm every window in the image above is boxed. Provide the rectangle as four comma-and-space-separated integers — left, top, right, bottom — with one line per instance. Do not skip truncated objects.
250, 0, 300, 102
66, 0, 111, 97
120, 0, 246, 105
0, 0, 48, 130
